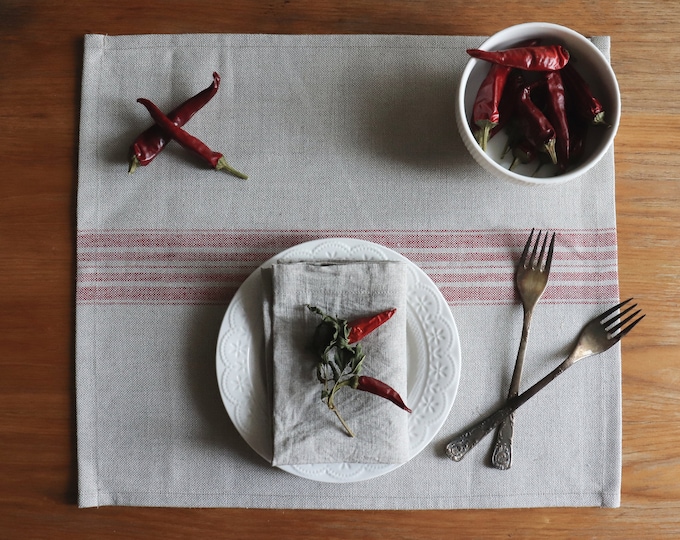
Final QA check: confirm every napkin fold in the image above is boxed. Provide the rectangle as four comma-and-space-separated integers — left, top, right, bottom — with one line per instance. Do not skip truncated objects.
262, 260, 409, 466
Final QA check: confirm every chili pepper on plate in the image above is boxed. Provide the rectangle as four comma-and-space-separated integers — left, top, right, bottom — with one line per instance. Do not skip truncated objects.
129, 72, 220, 173
309, 305, 397, 349
354, 376, 412, 413
466, 45, 570, 71
471, 63, 512, 150
137, 98, 248, 179
347, 308, 397, 344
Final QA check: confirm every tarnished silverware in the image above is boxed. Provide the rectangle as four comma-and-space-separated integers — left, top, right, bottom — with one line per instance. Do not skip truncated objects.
446, 299, 644, 463
491, 229, 555, 470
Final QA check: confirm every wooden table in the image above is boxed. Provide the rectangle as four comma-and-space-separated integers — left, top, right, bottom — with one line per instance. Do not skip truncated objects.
2, 1, 679, 537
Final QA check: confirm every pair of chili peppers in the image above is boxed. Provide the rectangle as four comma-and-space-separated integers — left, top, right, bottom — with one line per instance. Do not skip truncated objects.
307, 305, 411, 438
129, 72, 247, 179
129, 72, 219, 173
469, 43, 607, 175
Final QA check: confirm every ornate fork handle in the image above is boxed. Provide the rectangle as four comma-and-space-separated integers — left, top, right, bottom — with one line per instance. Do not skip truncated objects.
490, 306, 533, 469
446, 402, 519, 462
446, 358, 572, 462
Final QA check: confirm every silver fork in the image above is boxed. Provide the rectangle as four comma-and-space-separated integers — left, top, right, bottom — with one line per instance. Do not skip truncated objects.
446, 299, 644, 463
491, 229, 556, 470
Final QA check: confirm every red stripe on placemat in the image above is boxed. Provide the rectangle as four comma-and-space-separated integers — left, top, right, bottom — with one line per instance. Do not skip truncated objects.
76, 229, 619, 306
76, 285, 240, 305
77, 228, 617, 249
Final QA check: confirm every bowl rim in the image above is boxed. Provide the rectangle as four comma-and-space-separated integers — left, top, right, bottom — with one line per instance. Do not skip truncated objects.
457, 22, 621, 185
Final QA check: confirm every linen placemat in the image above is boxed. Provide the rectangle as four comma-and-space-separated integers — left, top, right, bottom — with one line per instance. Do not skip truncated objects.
76, 33, 620, 508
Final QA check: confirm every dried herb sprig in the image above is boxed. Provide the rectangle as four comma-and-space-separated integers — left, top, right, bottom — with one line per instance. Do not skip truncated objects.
308, 305, 365, 437
307, 305, 411, 438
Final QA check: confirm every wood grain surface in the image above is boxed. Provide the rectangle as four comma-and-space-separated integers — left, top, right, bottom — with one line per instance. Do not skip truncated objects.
2, 1, 679, 537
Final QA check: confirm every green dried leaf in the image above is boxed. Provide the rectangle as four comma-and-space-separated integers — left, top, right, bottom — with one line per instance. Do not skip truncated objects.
350, 344, 365, 372
316, 363, 327, 384
329, 359, 341, 380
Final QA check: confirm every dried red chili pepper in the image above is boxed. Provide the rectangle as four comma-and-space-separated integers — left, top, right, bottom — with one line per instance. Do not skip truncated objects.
309, 305, 397, 349
354, 376, 412, 413
347, 308, 397, 344
516, 84, 558, 165
543, 70, 570, 169
560, 63, 607, 125
471, 63, 512, 150
467, 45, 570, 71
488, 68, 522, 142
137, 98, 248, 179
492, 69, 527, 155
129, 72, 220, 173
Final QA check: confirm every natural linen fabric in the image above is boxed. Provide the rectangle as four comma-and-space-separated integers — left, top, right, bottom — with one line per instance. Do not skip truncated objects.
263, 261, 409, 466
76, 33, 621, 509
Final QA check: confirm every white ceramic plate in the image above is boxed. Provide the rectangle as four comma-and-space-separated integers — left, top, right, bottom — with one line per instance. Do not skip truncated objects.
216, 238, 461, 482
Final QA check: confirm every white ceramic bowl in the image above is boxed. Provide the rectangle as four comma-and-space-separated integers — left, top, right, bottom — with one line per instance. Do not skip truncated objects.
456, 22, 621, 185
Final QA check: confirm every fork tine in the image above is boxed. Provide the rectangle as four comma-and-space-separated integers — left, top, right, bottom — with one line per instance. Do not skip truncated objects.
608, 309, 644, 337
520, 229, 535, 267
536, 231, 548, 270
617, 313, 645, 339
599, 298, 633, 323
605, 301, 638, 328
543, 232, 556, 273
529, 230, 542, 269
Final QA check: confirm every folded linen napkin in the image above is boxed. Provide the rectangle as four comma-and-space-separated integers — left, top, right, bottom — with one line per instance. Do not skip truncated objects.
262, 260, 409, 466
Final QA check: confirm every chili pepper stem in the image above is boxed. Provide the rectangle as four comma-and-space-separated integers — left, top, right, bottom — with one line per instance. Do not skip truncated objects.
216, 156, 248, 179
544, 139, 558, 165
331, 407, 356, 438
593, 111, 608, 126
128, 155, 140, 174
475, 122, 494, 151
327, 379, 356, 437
